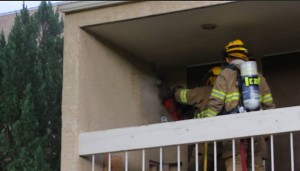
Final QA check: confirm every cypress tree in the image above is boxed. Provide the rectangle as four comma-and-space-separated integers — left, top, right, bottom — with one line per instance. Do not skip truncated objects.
0, 31, 5, 49
0, 1, 63, 170
33, 1, 63, 170
0, 3, 41, 170
0, 30, 7, 169
0, 30, 5, 84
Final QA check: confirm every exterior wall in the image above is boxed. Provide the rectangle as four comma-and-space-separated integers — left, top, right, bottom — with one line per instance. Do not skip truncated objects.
61, 21, 164, 170
64, 1, 231, 27
0, 12, 17, 39
61, 1, 231, 171
62, 20, 188, 171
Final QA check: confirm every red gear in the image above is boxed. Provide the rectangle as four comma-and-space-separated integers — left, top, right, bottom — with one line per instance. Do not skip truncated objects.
163, 97, 180, 121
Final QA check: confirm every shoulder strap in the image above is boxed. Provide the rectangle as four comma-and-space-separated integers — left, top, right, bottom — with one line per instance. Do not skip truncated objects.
225, 64, 239, 71
225, 64, 245, 112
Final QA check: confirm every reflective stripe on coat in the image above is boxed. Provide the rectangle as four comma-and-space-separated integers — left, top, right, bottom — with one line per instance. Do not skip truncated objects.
206, 66, 275, 116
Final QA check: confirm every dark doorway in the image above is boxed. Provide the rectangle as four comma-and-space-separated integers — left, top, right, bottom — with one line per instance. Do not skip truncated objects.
262, 52, 300, 171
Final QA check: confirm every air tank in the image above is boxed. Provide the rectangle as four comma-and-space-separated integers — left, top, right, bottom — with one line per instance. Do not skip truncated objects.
240, 61, 260, 111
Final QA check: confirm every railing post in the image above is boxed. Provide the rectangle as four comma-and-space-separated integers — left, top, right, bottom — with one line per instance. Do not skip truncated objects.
125, 151, 128, 171
290, 133, 294, 171
177, 145, 180, 171
142, 149, 145, 171
232, 139, 235, 171
160, 147, 163, 171
251, 137, 254, 171
108, 153, 111, 171
214, 141, 217, 171
270, 135, 274, 171
92, 155, 95, 171
195, 143, 198, 171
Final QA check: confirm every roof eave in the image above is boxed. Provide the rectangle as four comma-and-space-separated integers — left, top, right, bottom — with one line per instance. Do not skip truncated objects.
58, 1, 131, 14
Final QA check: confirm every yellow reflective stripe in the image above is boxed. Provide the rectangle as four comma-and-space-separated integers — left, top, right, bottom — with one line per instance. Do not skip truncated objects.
180, 89, 188, 104
245, 77, 249, 86
194, 112, 202, 119
206, 108, 218, 117
211, 89, 226, 100
225, 92, 240, 103
262, 93, 273, 103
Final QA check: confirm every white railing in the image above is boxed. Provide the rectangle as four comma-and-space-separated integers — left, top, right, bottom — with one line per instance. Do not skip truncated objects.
79, 106, 300, 171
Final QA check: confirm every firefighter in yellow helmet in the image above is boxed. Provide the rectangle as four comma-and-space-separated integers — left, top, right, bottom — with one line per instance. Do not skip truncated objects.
174, 65, 223, 171
174, 66, 221, 117
223, 39, 249, 62
203, 39, 275, 171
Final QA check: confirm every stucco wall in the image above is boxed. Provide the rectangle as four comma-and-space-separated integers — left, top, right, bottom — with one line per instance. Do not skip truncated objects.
65, 1, 231, 28
0, 12, 16, 39
79, 29, 173, 170
62, 22, 169, 170
61, 1, 230, 171
62, 25, 188, 171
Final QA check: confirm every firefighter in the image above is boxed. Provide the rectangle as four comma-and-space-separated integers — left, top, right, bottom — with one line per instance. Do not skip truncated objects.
174, 66, 223, 171
203, 39, 275, 171
174, 66, 221, 116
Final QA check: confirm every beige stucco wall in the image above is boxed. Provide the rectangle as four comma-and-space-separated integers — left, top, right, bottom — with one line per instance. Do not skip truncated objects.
61, 1, 230, 171
0, 13, 16, 39
62, 24, 188, 171
65, 1, 231, 27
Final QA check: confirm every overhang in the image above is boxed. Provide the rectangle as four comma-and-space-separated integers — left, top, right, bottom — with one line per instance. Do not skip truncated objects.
59, 1, 300, 69
58, 1, 131, 13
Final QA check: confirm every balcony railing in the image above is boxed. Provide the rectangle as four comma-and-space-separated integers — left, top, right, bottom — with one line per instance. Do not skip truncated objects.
79, 106, 300, 171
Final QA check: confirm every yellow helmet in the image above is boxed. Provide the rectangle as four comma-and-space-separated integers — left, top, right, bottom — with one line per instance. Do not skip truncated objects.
207, 66, 221, 86
223, 39, 250, 61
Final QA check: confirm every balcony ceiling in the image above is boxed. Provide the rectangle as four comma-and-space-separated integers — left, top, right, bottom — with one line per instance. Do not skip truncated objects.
84, 1, 300, 69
